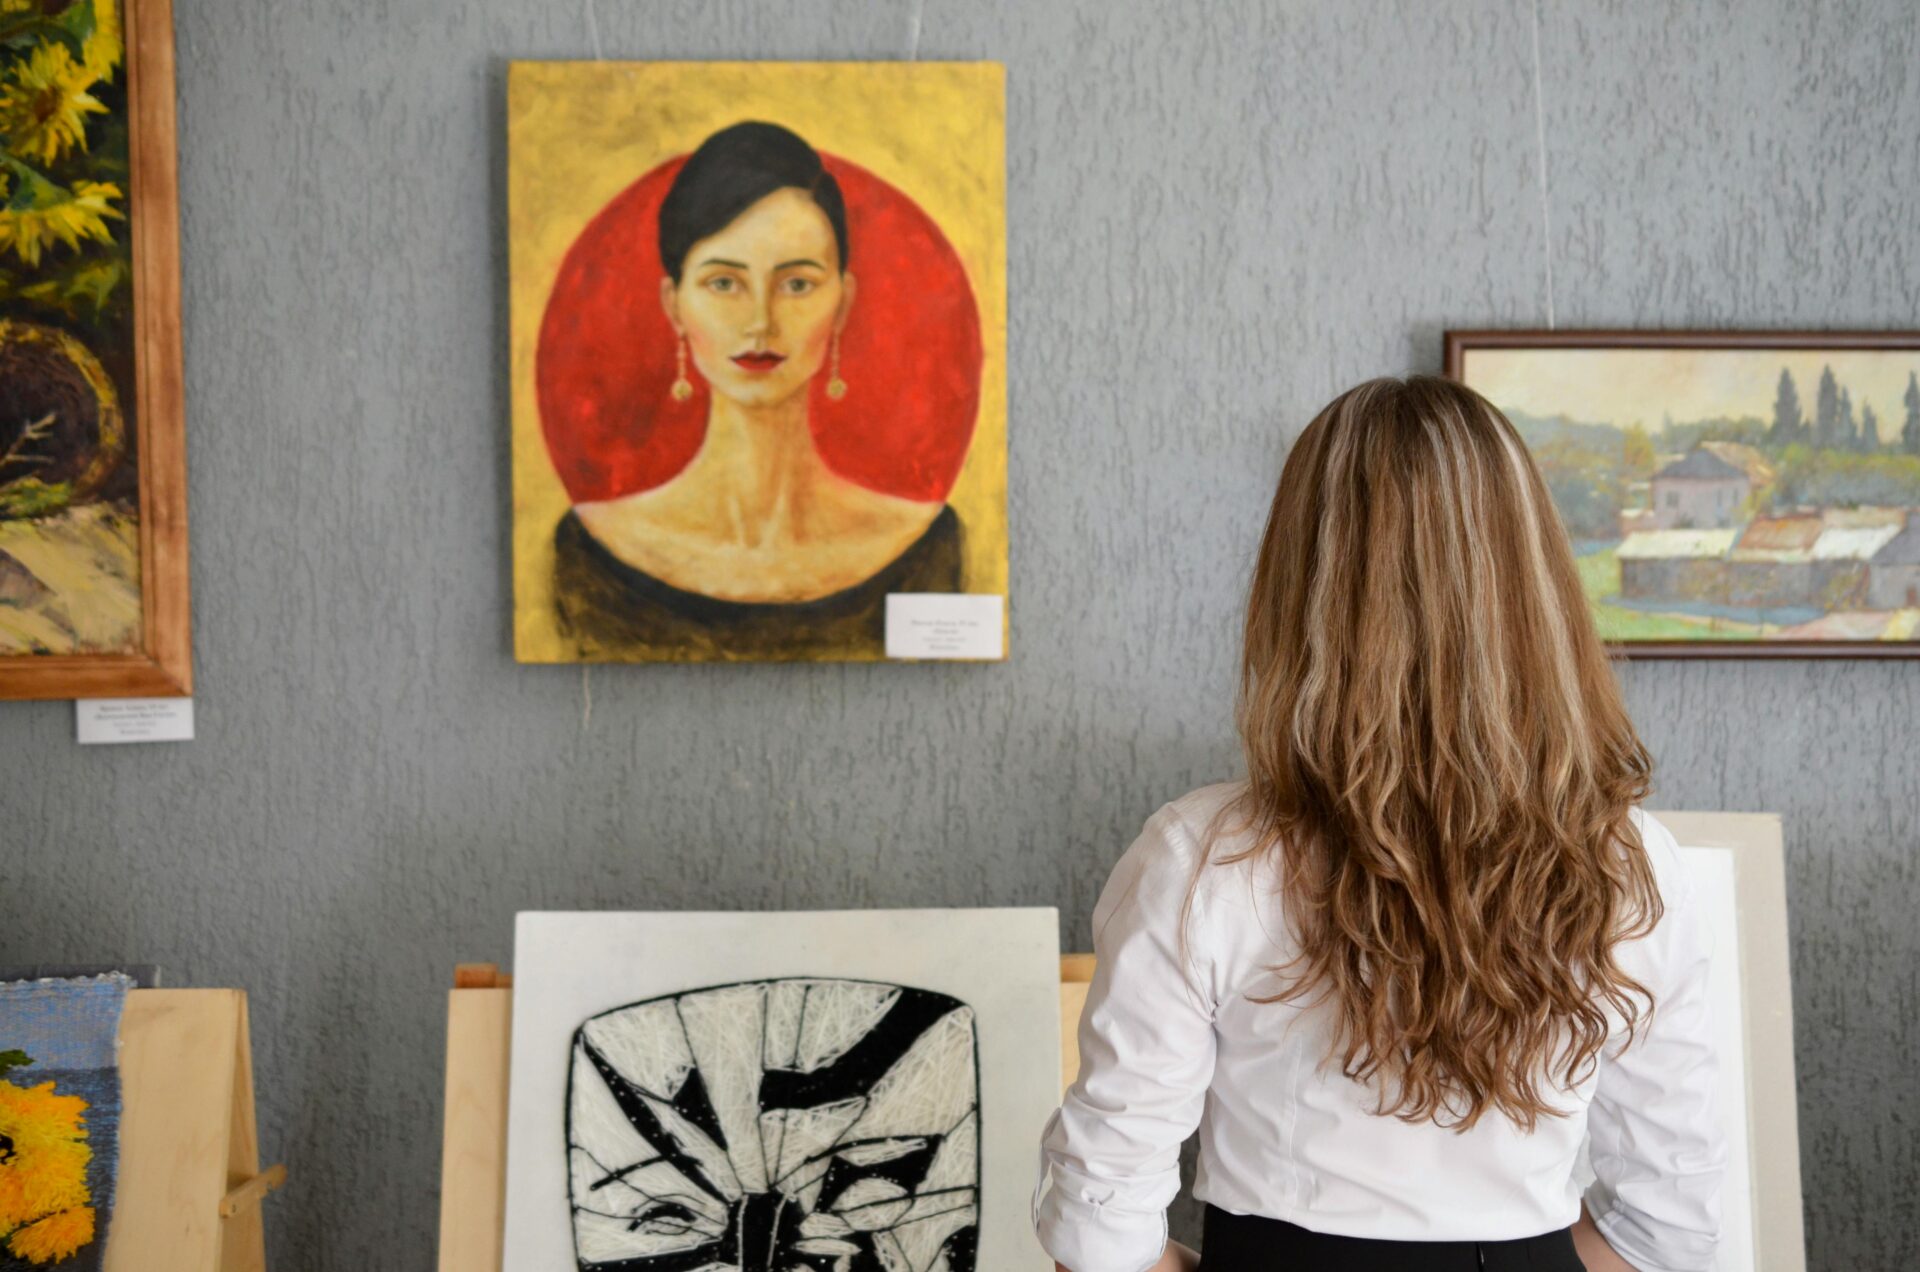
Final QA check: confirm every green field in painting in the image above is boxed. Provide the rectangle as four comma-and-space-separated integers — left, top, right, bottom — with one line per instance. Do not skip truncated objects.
1575, 546, 1621, 599
1575, 546, 1762, 643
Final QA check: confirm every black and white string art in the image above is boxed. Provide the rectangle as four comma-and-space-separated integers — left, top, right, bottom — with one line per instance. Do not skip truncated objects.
566, 979, 980, 1272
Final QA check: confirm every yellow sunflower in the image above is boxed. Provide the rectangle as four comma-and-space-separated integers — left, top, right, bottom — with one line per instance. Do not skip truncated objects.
7, 1207, 95, 1265
0, 1073, 96, 1266
0, 41, 107, 167
85, 0, 124, 82
0, 178, 122, 267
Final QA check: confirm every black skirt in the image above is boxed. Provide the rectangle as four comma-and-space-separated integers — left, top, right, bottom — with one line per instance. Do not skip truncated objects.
1198, 1205, 1585, 1271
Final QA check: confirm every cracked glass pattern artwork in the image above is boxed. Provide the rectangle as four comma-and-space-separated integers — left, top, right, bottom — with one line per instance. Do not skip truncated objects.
566, 979, 979, 1272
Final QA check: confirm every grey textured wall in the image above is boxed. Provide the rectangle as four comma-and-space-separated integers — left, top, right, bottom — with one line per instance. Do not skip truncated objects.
2, 0, 1915, 1267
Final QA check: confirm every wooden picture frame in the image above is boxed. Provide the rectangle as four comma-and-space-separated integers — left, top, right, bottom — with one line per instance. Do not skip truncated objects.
0, 0, 189, 700
1446, 330, 1920, 659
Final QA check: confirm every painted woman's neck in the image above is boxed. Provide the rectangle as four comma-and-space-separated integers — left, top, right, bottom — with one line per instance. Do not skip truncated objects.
698, 393, 826, 545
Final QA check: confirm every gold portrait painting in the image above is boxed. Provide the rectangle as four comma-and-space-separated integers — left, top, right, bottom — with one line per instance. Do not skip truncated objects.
509, 62, 1007, 664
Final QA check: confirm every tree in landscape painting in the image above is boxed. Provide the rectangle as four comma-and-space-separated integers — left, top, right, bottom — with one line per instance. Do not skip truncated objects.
1905, 372, 1920, 456
1814, 366, 1839, 449
1769, 368, 1804, 446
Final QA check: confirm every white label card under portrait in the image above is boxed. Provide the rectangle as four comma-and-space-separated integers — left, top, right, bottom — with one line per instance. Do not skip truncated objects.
886, 593, 1004, 660
75, 697, 194, 745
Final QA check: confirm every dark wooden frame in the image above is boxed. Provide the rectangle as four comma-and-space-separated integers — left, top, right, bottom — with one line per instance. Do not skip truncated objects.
0, 0, 190, 700
1444, 329, 1920, 660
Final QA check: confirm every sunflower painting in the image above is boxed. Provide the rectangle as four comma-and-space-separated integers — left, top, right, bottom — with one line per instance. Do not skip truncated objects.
0, 0, 190, 702
0, 975, 129, 1271
0, 0, 139, 659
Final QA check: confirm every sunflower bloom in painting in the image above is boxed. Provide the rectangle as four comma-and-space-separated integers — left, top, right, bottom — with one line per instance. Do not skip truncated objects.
0, 177, 122, 267
0, 42, 107, 166
83, 0, 124, 81
0, 1067, 97, 1266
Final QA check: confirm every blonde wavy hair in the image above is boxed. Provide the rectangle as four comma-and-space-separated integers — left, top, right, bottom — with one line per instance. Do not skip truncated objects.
1229, 375, 1659, 1132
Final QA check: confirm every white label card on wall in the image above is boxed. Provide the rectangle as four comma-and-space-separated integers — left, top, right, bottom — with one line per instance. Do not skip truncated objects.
76, 698, 195, 745
885, 593, 1004, 660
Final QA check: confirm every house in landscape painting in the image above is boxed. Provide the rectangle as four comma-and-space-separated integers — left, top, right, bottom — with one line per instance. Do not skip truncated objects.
1650, 449, 1749, 529
1617, 529, 1740, 605
1868, 519, 1920, 611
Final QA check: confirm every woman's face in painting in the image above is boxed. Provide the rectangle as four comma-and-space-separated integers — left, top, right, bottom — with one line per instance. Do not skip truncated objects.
663, 187, 854, 410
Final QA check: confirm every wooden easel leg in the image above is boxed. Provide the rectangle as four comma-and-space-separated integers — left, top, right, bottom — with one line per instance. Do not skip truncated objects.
217, 995, 267, 1272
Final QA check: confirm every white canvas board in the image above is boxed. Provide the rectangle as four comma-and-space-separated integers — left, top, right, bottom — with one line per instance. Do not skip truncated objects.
1574, 844, 1756, 1270
1686, 845, 1755, 1271
503, 908, 1061, 1271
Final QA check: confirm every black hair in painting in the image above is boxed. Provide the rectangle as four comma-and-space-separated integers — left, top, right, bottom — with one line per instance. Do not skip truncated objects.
657, 121, 850, 283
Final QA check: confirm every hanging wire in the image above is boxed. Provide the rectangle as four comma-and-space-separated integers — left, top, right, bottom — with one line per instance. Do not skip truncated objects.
1527, 0, 1556, 329
579, 0, 605, 731
906, 0, 925, 60
584, 0, 605, 60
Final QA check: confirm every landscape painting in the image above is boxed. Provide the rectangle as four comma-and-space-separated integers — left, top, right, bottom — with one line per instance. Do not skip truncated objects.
1449, 332, 1920, 657
509, 62, 1007, 664
0, 0, 187, 700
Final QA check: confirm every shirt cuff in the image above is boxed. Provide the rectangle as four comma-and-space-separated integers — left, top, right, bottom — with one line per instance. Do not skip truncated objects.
1033, 1184, 1168, 1272
1585, 1189, 1717, 1272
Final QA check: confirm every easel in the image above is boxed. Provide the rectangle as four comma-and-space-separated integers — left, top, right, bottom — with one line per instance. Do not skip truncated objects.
436, 957, 1095, 1272
103, 990, 287, 1272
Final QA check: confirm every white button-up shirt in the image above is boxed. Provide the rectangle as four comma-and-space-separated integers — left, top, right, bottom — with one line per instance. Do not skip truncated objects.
1034, 784, 1725, 1272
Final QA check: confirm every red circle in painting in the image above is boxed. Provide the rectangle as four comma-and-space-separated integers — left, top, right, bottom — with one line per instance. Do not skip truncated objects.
536, 154, 983, 505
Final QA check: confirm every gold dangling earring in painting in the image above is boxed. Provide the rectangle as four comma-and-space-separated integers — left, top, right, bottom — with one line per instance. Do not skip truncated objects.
671, 336, 694, 402
826, 333, 848, 401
